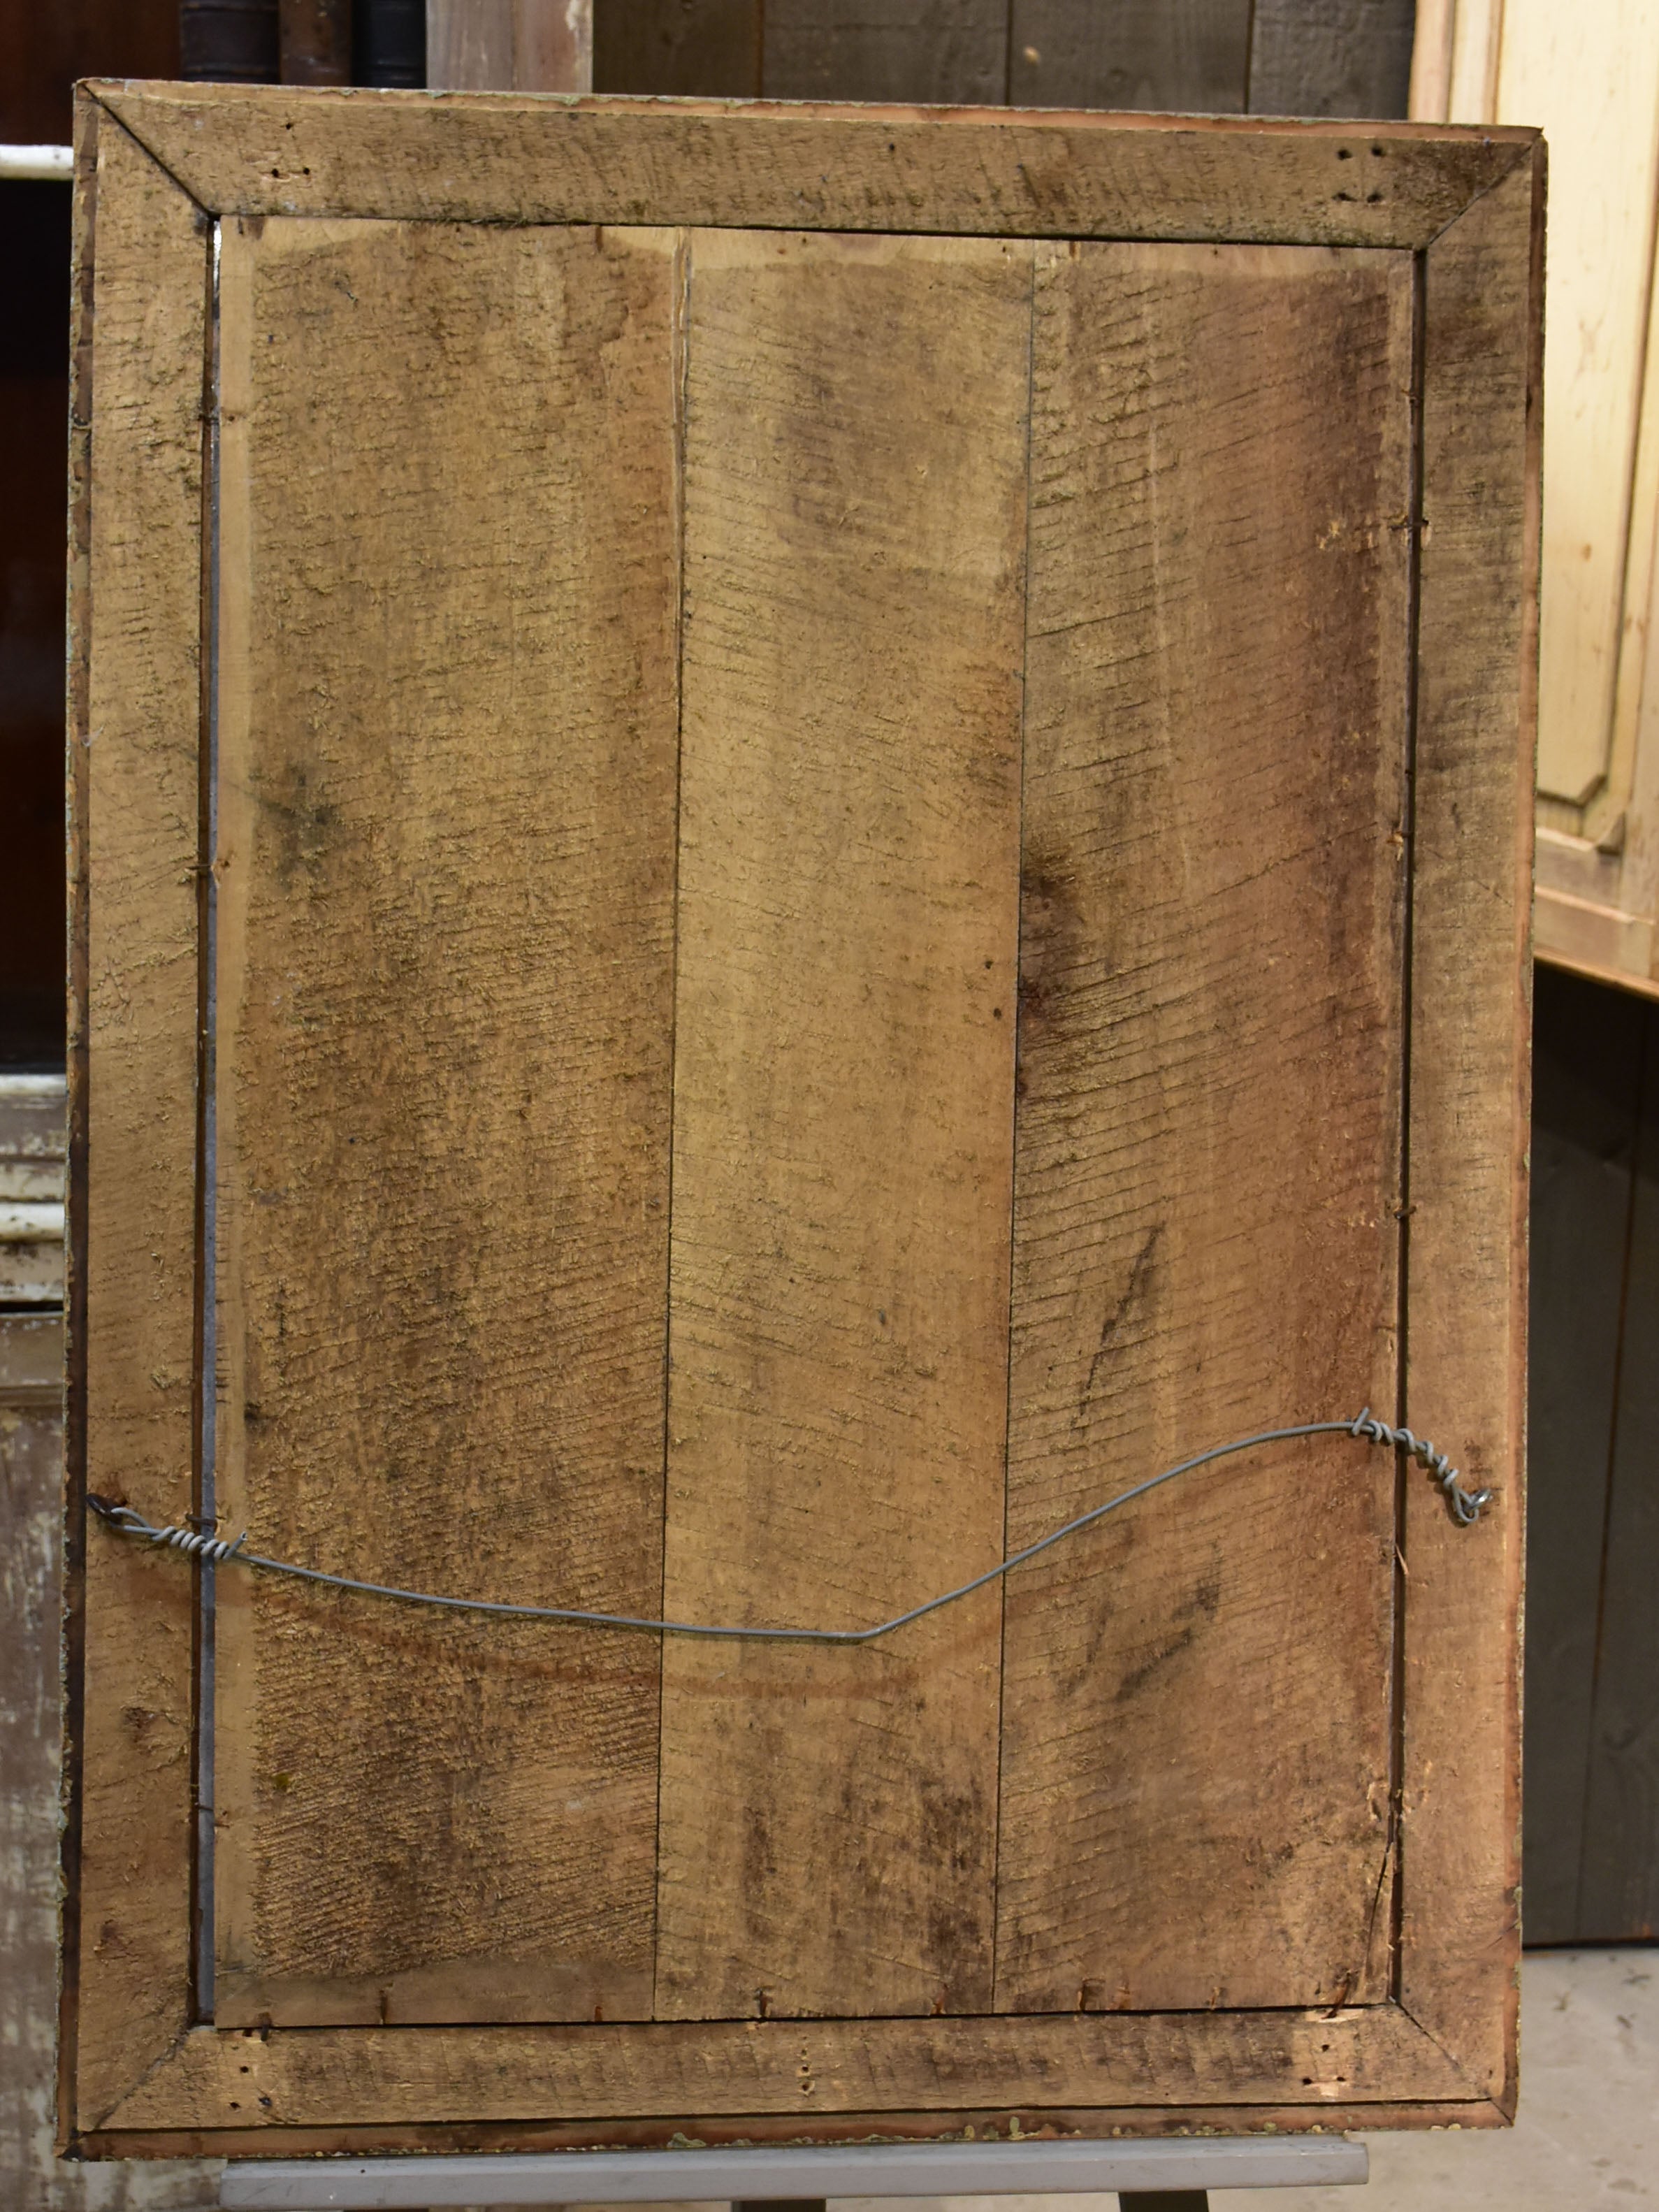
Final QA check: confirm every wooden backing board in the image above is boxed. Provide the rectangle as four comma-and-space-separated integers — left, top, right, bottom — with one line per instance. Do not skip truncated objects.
997, 238, 1412, 2017
62, 86, 1540, 2155
209, 212, 683, 2029
655, 230, 1028, 2021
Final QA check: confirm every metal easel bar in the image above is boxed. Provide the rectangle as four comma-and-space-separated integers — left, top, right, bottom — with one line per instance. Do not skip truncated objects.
218, 2133, 1368, 2206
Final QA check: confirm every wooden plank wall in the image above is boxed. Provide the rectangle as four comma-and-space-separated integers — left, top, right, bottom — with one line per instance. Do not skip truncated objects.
1527, 964, 1659, 1944
596, 0, 1418, 114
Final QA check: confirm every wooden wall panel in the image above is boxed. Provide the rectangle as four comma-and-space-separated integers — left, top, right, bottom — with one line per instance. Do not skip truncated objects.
594, 0, 761, 96
1008, 1, 1251, 113
1579, 998, 1659, 1939
1249, 0, 1417, 116
598, 0, 1419, 114
1522, 965, 1643, 1942
762, 0, 1008, 101
426, 0, 593, 92
994, 239, 1413, 2016
210, 217, 682, 2028
654, 229, 1029, 2022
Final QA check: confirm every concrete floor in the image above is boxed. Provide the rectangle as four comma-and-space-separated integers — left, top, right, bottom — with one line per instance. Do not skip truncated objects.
831, 1948, 1659, 2212
1222, 1946, 1659, 2211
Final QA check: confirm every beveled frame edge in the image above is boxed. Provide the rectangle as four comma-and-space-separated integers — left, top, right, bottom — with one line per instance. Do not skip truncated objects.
87, 79, 1536, 251
58, 75, 101, 2169
61, 87, 1540, 2157
1396, 146, 1543, 2118
61, 88, 215, 2150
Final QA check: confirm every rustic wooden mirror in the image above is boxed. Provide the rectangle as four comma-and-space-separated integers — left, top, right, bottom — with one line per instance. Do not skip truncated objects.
63, 84, 1537, 2159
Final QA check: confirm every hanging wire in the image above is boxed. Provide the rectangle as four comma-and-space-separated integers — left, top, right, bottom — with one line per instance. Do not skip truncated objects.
86, 1408, 1491, 1646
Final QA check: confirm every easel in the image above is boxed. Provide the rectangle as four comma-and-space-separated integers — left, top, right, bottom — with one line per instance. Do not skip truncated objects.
217, 2133, 1368, 2207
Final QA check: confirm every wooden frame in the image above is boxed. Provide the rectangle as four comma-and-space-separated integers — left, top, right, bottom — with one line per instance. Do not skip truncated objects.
62, 82, 1539, 2159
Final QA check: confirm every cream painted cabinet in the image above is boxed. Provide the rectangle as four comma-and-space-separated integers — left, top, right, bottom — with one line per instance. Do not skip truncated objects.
1414, 0, 1659, 995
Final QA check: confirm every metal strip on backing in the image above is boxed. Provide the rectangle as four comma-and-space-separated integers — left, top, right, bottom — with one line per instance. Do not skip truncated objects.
219, 2134, 1368, 2206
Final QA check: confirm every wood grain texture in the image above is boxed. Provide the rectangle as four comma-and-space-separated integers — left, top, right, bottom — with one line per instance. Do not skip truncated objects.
594, 0, 762, 96
94, 83, 1535, 252
1522, 964, 1642, 1942
1579, 992, 1659, 1939
8, 1322, 222, 2205
64, 89, 1540, 2148
1248, 0, 1417, 119
1493, 0, 1659, 822
654, 229, 1027, 2022
1400, 150, 1541, 2109
68, 107, 209, 2131
86, 2093, 1507, 2160
209, 215, 681, 2027
1008, 0, 1250, 115
99, 2004, 1473, 2132
761, 0, 1008, 103
995, 240, 1413, 2017
427, 0, 593, 92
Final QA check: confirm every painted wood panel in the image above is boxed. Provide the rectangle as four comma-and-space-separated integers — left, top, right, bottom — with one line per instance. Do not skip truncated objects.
1414, 0, 1659, 998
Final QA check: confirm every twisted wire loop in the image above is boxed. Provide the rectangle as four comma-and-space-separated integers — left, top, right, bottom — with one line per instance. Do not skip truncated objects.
85, 1410, 1491, 1645
86, 1496, 248, 1566
1347, 1408, 1493, 1527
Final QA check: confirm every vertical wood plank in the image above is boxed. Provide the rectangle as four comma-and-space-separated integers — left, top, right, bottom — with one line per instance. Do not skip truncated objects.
427, 0, 591, 90
1403, 151, 1541, 2108
763, 0, 1008, 103
70, 111, 209, 2123
1008, 1, 1251, 115
1523, 964, 1642, 1943
593, 0, 761, 96
1247, 0, 1418, 118
210, 217, 680, 2027
655, 229, 1030, 2022
1579, 990, 1659, 1940
997, 238, 1414, 2016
